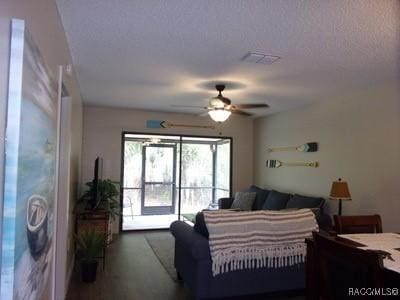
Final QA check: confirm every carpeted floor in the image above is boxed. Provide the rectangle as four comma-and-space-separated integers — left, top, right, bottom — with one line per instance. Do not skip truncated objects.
144, 231, 177, 281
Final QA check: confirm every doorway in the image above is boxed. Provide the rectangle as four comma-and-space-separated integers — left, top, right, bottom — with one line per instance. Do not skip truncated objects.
142, 144, 176, 215
121, 133, 232, 230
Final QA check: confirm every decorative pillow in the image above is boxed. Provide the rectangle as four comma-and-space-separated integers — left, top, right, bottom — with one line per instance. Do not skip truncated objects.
244, 185, 270, 210
230, 192, 256, 211
286, 194, 325, 211
262, 190, 291, 210
279, 207, 324, 227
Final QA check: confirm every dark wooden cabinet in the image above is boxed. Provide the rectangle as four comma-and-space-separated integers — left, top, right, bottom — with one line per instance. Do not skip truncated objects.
306, 233, 400, 300
306, 237, 319, 300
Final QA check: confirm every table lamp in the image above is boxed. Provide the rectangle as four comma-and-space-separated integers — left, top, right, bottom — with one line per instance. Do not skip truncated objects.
329, 178, 351, 216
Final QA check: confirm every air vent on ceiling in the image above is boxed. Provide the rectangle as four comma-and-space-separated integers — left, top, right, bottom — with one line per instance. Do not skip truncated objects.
241, 52, 281, 65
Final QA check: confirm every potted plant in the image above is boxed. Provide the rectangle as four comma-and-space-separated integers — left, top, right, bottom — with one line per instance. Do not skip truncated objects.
75, 229, 107, 282
79, 179, 121, 219
75, 179, 120, 245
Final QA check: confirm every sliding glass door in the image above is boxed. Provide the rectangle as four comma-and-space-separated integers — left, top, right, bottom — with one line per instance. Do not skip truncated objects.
121, 133, 231, 230
142, 144, 176, 215
179, 137, 231, 213
215, 139, 231, 200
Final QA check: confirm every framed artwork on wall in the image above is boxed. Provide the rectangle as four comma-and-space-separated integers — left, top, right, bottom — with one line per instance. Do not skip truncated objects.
0, 19, 59, 300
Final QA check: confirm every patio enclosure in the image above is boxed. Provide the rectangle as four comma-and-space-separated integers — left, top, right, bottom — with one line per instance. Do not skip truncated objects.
121, 133, 231, 230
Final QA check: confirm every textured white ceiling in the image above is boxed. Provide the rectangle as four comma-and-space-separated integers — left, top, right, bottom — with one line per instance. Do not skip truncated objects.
56, 0, 399, 117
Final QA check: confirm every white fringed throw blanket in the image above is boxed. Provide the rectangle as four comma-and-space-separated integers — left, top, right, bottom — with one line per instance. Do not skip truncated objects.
203, 209, 318, 276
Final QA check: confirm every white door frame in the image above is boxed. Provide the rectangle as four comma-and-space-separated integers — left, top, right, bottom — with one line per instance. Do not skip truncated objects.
53, 66, 72, 300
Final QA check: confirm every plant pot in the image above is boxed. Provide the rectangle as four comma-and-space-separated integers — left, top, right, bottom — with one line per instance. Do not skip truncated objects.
81, 260, 98, 283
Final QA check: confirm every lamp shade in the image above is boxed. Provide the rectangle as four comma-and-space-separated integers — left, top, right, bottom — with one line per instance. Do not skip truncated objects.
208, 108, 231, 122
329, 178, 351, 201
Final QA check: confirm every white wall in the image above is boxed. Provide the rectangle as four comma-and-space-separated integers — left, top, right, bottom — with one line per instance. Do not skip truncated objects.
0, 0, 83, 297
82, 105, 254, 232
254, 83, 400, 232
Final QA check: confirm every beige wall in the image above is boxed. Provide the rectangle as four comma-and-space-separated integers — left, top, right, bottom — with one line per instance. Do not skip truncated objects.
0, 0, 83, 296
82, 105, 254, 232
254, 83, 400, 232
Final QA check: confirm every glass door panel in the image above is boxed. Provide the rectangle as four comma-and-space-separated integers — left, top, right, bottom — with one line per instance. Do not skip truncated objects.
122, 141, 143, 218
215, 139, 231, 201
144, 184, 173, 206
180, 140, 213, 213
142, 145, 176, 215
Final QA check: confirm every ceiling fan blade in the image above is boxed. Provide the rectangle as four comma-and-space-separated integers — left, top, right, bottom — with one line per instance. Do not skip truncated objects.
198, 111, 209, 117
231, 103, 269, 109
171, 104, 208, 109
230, 109, 252, 116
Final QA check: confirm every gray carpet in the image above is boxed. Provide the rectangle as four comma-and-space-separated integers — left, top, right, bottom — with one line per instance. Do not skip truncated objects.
145, 231, 177, 281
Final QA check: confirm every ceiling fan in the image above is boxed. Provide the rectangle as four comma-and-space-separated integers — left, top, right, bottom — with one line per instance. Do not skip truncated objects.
172, 84, 269, 122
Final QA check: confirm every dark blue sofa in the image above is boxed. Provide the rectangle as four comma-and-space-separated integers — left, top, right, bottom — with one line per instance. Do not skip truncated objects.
170, 186, 332, 299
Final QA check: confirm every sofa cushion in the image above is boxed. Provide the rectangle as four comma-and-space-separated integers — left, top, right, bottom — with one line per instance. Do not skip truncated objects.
244, 185, 270, 210
281, 207, 321, 216
286, 194, 325, 210
262, 190, 291, 210
279, 207, 329, 229
231, 192, 256, 211
194, 212, 209, 238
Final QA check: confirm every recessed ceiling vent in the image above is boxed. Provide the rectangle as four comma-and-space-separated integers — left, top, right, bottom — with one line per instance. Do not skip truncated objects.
241, 52, 281, 65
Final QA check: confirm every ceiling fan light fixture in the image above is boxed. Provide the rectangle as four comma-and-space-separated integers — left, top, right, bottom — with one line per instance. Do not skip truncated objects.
210, 97, 225, 108
208, 107, 231, 122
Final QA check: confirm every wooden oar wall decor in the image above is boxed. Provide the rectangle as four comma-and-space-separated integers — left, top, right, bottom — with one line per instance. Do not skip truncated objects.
267, 142, 318, 153
266, 160, 319, 168
146, 120, 215, 130
266, 142, 319, 168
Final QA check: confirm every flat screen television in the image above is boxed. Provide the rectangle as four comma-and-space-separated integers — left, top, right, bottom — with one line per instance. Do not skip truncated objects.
90, 157, 103, 209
